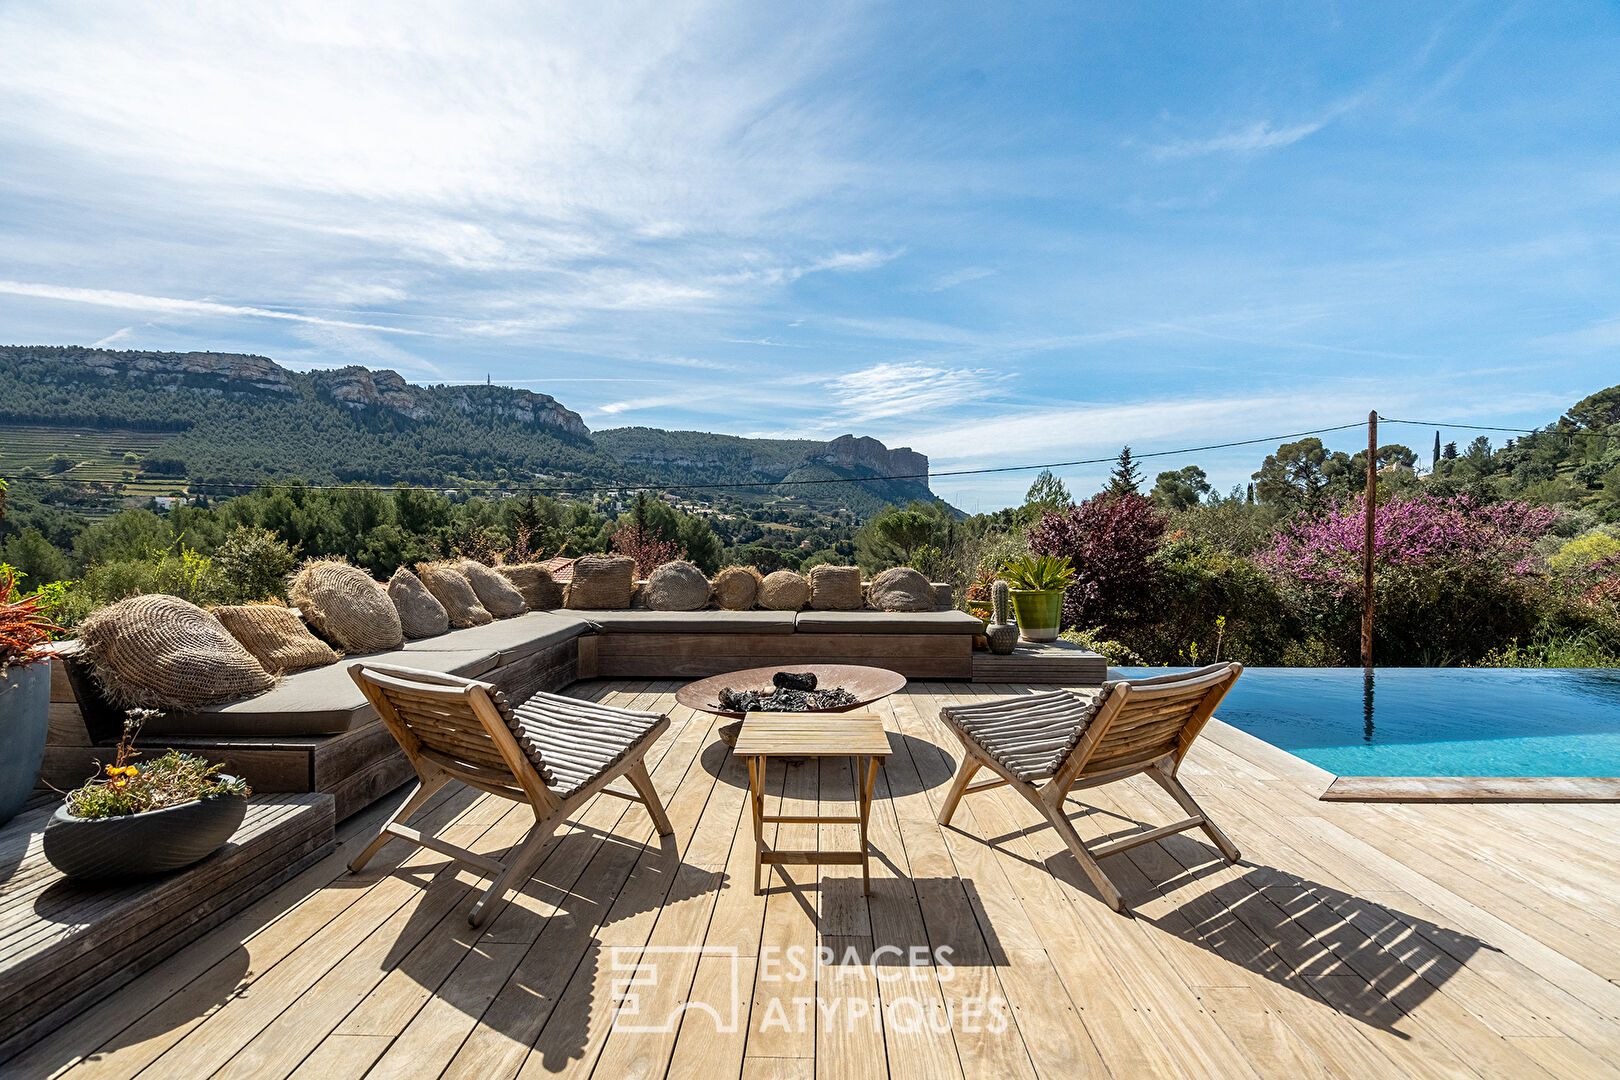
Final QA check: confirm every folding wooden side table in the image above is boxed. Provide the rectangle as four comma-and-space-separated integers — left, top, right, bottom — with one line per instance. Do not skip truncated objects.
732, 713, 892, 894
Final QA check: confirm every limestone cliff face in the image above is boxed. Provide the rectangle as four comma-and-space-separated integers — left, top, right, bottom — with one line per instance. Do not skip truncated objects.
313, 366, 432, 419
814, 434, 928, 481
18, 346, 295, 394
2, 346, 589, 437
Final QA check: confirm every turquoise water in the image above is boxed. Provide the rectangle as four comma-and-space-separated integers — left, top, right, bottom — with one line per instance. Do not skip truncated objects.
1112, 667, 1620, 777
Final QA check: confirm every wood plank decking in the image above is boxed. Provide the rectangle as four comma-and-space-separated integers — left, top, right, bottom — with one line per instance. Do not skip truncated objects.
11, 679, 1620, 1080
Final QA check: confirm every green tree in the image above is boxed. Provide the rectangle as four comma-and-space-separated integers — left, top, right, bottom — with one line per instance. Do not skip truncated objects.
1252, 438, 1334, 506
1, 527, 73, 589
74, 509, 170, 565
1151, 465, 1212, 511
1022, 469, 1071, 515
1107, 446, 1142, 496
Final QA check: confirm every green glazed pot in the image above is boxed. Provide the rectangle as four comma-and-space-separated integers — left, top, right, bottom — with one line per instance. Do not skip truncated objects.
1009, 589, 1063, 642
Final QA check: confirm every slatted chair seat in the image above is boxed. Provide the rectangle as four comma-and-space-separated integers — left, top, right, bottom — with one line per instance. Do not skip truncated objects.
346, 663, 674, 926
506, 692, 666, 797
942, 690, 1101, 782
937, 662, 1244, 914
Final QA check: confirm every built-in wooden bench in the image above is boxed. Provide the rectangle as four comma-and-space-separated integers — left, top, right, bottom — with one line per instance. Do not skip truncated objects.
41, 603, 1102, 821
0, 793, 335, 1065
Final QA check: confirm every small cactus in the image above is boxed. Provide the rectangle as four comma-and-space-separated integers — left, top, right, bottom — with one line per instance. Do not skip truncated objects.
986, 578, 1019, 654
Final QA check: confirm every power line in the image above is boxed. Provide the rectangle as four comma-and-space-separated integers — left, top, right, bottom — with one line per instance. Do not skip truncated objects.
1380, 417, 1620, 440
0, 420, 1374, 497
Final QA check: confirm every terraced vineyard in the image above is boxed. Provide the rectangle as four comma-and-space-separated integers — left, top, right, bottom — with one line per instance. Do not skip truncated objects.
0, 424, 188, 513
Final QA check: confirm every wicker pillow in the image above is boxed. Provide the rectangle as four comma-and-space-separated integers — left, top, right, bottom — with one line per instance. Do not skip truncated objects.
388, 567, 449, 638
416, 562, 492, 628
495, 564, 563, 610
289, 560, 403, 653
643, 560, 710, 611
710, 565, 760, 610
78, 594, 275, 708
212, 602, 341, 674
563, 554, 636, 610
866, 567, 937, 612
458, 559, 527, 618
757, 570, 810, 611
808, 565, 863, 610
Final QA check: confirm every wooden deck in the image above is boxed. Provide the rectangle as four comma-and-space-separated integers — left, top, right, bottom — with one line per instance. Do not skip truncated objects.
12, 679, 1620, 1080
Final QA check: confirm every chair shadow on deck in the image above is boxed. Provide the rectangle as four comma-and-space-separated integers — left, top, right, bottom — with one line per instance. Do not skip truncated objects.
964, 796, 1496, 1037
370, 798, 722, 1073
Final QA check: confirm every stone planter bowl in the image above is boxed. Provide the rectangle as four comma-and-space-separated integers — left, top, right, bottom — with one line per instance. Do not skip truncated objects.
43, 781, 247, 881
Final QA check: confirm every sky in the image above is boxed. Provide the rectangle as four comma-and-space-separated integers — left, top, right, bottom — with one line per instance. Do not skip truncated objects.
1, 1, 1617, 510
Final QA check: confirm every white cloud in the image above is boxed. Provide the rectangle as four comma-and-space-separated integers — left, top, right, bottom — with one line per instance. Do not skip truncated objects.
0, 280, 427, 335
1150, 120, 1327, 160
928, 266, 995, 292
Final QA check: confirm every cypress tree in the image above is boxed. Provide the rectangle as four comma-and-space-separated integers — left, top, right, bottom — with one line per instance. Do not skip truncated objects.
1432, 431, 1441, 474
1107, 445, 1143, 495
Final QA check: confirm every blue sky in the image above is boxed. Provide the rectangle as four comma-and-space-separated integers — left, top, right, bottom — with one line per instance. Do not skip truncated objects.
1, 1, 1617, 509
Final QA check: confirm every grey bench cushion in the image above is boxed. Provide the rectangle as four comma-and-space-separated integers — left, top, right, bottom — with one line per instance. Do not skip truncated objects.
939, 690, 1100, 782
793, 609, 986, 635
150, 648, 503, 737
398, 610, 593, 662
581, 610, 798, 635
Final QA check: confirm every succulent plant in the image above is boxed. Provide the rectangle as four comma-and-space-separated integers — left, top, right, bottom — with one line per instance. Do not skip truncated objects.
986, 578, 1019, 654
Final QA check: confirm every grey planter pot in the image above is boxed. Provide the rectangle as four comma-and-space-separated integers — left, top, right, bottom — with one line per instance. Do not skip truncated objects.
0, 660, 52, 827
43, 781, 247, 881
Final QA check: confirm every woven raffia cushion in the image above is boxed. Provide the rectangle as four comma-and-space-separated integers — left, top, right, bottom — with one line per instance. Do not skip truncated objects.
495, 564, 563, 610
78, 594, 275, 708
388, 568, 449, 639
417, 562, 492, 628
504, 691, 665, 797
458, 560, 527, 618
212, 602, 340, 674
808, 564, 863, 610
563, 555, 636, 610
289, 560, 403, 653
938, 690, 1101, 782
867, 567, 937, 612
710, 565, 760, 610
757, 570, 810, 611
643, 560, 710, 611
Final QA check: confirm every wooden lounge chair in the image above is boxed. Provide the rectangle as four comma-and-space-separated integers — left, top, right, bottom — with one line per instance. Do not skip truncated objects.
937, 662, 1243, 912
346, 662, 674, 926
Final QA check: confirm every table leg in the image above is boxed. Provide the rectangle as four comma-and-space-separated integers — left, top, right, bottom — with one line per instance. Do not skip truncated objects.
749, 755, 766, 894
858, 755, 880, 895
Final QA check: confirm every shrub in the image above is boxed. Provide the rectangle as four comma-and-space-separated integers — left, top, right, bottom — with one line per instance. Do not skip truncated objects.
1027, 492, 1166, 633
1258, 494, 1563, 664
213, 526, 299, 601
1133, 538, 1293, 665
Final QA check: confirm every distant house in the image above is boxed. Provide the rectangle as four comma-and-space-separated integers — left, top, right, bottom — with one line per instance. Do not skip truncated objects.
538, 556, 576, 583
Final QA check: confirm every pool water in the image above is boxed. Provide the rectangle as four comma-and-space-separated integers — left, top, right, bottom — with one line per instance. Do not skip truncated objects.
1112, 667, 1620, 777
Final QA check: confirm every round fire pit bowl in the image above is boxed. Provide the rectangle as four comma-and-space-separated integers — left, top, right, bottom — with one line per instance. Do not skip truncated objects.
675, 664, 908, 748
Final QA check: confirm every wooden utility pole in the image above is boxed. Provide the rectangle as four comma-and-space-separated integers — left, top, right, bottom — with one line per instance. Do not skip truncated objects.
1362, 410, 1377, 671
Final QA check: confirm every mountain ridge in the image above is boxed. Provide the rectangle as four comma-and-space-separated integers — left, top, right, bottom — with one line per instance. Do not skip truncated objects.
0, 345, 943, 516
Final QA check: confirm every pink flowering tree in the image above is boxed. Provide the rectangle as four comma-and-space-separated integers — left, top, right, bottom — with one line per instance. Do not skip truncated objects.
610, 524, 684, 578
1258, 494, 1562, 663
1027, 492, 1167, 632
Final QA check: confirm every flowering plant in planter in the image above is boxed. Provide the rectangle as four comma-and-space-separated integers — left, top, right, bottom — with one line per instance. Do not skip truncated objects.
64, 711, 249, 820
45, 711, 251, 881
0, 565, 62, 824
0, 565, 59, 668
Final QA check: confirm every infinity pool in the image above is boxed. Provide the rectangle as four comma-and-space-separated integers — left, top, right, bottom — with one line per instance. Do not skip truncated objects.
1112, 667, 1620, 777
